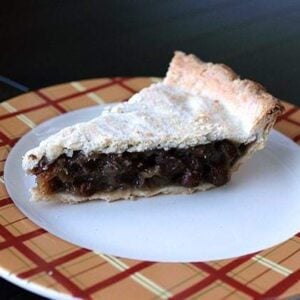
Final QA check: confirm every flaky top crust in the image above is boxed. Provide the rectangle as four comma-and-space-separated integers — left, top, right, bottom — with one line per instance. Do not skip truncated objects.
23, 52, 283, 172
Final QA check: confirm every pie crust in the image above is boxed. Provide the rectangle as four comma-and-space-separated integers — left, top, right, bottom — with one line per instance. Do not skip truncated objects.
23, 51, 283, 202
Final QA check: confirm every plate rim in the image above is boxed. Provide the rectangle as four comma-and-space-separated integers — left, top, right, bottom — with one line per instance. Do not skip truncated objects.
0, 266, 76, 300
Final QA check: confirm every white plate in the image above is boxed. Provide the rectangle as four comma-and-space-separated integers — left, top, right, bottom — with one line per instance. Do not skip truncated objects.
5, 105, 300, 262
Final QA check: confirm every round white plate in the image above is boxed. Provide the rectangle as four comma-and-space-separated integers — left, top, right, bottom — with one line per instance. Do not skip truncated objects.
5, 105, 300, 262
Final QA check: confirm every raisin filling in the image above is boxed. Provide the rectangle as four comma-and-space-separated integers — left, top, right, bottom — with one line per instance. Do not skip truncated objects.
32, 140, 247, 197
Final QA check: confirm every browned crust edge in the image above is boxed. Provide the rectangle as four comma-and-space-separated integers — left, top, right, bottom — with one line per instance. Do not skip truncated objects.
164, 51, 284, 131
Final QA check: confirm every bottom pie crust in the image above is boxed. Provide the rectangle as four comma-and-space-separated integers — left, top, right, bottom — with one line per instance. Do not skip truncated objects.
31, 183, 215, 203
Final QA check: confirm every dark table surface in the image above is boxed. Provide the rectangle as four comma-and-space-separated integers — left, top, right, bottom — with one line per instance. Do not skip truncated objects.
1, 1, 300, 299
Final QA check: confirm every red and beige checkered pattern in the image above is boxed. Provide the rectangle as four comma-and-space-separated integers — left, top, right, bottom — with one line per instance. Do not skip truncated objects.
0, 77, 299, 299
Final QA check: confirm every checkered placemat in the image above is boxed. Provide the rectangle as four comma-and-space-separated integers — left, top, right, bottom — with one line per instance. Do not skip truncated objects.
0, 77, 299, 299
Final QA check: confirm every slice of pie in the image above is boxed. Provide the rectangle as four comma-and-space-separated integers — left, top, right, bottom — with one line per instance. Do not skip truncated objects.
22, 52, 283, 203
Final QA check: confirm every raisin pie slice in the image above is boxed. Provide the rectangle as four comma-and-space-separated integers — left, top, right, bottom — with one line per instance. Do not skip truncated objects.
22, 52, 283, 203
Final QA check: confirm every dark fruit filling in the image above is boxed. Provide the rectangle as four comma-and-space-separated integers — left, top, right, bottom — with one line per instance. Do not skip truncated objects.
32, 140, 247, 197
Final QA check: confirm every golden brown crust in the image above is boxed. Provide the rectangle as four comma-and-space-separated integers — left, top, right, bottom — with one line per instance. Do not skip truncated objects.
164, 51, 283, 135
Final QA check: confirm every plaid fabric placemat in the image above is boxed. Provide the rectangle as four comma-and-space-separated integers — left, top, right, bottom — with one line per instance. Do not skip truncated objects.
0, 77, 299, 299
